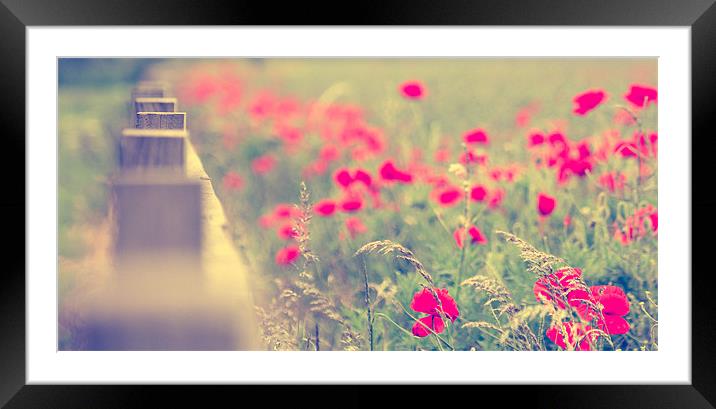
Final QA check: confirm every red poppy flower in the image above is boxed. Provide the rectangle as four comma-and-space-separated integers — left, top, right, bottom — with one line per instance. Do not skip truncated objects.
410, 287, 460, 337
463, 128, 490, 145
546, 321, 594, 351
319, 145, 340, 162
353, 168, 373, 187
573, 89, 607, 116
412, 315, 445, 338
432, 185, 462, 207
649, 212, 658, 232
379, 160, 413, 183
411, 288, 457, 319
488, 188, 505, 209
274, 203, 300, 219
614, 141, 638, 158
537, 193, 557, 216
275, 245, 300, 266
528, 132, 545, 147
340, 196, 363, 213
334, 168, 353, 188
588, 285, 630, 335
533, 267, 586, 309
399, 80, 426, 100
459, 150, 487, 166
222, 171, 244, 191
624, 84, 657, 108
251, 154, 276, 175
277, 223, 297, 240
548, 131, 565, 144
314, 199, 337, 217
613, 205, 658, 244
345, 216, 368, 239
453, 225, 488, 248
599, 172, 626, 193
515, 107, 532, 128
434, 148, 451, 163
470, 185, 488, 202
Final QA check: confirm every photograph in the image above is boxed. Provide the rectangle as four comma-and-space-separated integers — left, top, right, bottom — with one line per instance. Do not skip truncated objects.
58, 57, 658, 352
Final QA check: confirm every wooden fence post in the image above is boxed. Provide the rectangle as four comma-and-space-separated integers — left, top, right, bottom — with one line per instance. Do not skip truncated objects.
82, 81, 258, 351
135, 112, 186, 130
119, 129, 186, 172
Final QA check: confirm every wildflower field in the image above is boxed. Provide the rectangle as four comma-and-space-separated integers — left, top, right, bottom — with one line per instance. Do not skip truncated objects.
61, 58, 658, 351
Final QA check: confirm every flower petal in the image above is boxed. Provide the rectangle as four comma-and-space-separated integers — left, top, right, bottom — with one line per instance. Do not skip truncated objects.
411, 315, 445, 337
410, 288, 438, 315
602, 314, 630, 335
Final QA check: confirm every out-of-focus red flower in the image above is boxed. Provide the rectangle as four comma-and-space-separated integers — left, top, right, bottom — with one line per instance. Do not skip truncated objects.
546, 321, 594, 351
613, 204, 658, 245
251, 154, 276, 175
353, 168, 373, 187
488, 188, 505, 209
410, 288, 459, 337
334, 168, 353, 188
615, 142, 637, 158
558, 158, 593, 184
216, 75, 244, 115
537, 193, 557, 216
314, 199, 337, 217
573, 89, 607, 116
453, 225, 488, 248
277, 223, 298, 240
379, 160, 413, 183
223, 171, 244, 191
624, 84, 657, 108
340, 196, 363, 213
613, 109, 637, 126
599, 171, 626, 193
528, 132, 545, 147
614, 131, 657, 160
548, 132, 567, 146
319, 145, 340, 162
275, 245, 300, 266
470, 185, 488, 202
434, 148, 451, 164
259, 215, 274, 229
463, 128, 490, 145
399, 80, 427, 100
459, 150, 487, 166
183, 73, 218, 103
248, 91, 276, 121
432, 185, 462, 207
273, 203, 301, 220
345, 216, 368, 239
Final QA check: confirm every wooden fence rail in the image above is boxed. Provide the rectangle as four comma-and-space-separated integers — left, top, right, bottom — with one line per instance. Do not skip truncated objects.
83, 81, 259, 350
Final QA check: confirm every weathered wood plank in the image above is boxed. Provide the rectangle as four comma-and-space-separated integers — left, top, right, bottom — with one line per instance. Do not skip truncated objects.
119, 129, 186, 171
135, 112, 186, 130
112, 174, 202, 257
134, 97, 177, 116
82, 81, 259, 351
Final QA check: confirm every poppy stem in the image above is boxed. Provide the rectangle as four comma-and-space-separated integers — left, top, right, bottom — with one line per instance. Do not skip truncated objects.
454, 142, 472, 302
361, 255, 374, 351
315, 322, 320, 351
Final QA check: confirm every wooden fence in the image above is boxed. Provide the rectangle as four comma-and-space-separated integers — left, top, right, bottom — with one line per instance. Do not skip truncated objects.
83, 81, 259, 350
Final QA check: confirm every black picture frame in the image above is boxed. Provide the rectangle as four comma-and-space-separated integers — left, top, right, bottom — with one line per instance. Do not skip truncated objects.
1, 1, 713, 407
